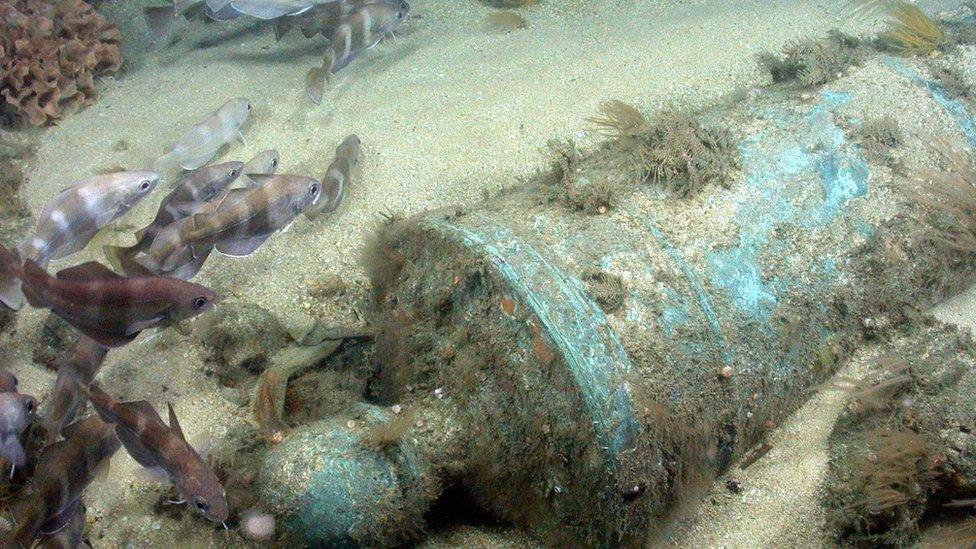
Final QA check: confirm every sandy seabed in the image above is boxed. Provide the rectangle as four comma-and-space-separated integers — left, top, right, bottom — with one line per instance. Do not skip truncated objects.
3, 0, 975, 546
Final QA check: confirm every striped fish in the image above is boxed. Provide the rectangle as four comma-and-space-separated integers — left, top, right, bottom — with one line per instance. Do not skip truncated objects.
148, 174, 322, 272
305, 2, 409, 105
103, 162, 243, 273
41, 336, 109, 443
306, 134, 360, 219
273, 0, 400, 40
0, 244, 217, 347
156, 98, 252, 172
0, 171, 162, 311
0, 388, 36, 474
6, 416, 119, 549
84, 384, 229, 524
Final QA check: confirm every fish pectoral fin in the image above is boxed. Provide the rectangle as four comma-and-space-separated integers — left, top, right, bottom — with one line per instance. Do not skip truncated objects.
75, 324, 138, 348
56, 261, 124, 282
168, 403, 188, 443
125, 313, 169, 336
215, 233, 274, 257
93, 455, 112, 482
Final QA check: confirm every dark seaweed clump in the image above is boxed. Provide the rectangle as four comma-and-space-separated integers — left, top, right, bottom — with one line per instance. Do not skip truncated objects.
758, 31, 868, 88
853, 115, 903, 168
823, 321, 976, 546
930, 61, 975, 105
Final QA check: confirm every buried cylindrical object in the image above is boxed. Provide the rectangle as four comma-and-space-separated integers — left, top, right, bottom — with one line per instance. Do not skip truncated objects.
261, 57, 976, 546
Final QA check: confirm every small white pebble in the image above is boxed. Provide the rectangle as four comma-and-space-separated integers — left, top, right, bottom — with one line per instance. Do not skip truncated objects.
392, 404, 403, 414
242, 510, 276, 541
434, 387, 444, 399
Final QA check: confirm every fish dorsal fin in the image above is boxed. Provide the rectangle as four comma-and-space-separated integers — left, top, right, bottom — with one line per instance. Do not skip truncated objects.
56, 261, 124, 282
168, 403, 187, 443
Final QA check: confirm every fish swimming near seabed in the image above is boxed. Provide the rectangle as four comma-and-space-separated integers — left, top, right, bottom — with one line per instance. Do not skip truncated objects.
103, 162, 243, 273
41, 336, 109, 443
143, 0, 209, 40
0, 171, 162, 311
155, 98, 252, 172
83, 383, 229, 524
305, 2, 409, 105
0, 389, 37, 474
273, 0, 401, 40
148, 174, 322, 271
0, 244, 218, 347
6, 416, 120, 549
306, 134, 360, 219
238, 149, 280, 187
207, 0, 341, 20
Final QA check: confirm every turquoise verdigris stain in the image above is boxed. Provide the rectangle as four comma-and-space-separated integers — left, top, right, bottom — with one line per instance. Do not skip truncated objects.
883, 57, 976, 146
427, 213, 640, 464
706, 91, 869, 325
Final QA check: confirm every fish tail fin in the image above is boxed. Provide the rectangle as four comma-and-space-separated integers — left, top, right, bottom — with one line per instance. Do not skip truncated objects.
0, 244, 25, 311
0, 436, 26, 468
306, 62, 331, 106
144, 5, 179, 40
103, 243, 139, 273
20, 260, 51, 310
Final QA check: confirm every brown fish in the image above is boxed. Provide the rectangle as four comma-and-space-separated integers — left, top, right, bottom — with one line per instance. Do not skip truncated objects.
273, 0, 382, 40
34, 501, 88, 549
103, 162, 243, 274
307, 134, 360, 219
0, 389, 37, 474
305, 2, 409, 105
149, 174, 322, 271
0, 368, 19, 393
6, 416, 119, 549
0, 244, 218, 347
1, 171, 162, 311
84, 384, 229, 524
41, 336, 109, 443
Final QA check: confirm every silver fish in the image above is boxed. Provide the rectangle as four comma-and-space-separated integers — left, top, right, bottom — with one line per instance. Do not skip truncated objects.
207, 0, 340, 20
239, 149, 280, 187
306, 134, 360, 219
0, 390, 37, 473
305, 2, 408, 105
156, 98, 252, 172
0, 171, 161, 311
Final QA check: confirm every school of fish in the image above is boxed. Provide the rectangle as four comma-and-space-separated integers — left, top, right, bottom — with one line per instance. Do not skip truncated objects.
0, 93, 361, 546
142, 0, 410, 105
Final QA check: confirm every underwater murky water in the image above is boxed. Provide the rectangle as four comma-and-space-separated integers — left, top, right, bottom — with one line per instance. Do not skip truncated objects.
1, 0, 975, 547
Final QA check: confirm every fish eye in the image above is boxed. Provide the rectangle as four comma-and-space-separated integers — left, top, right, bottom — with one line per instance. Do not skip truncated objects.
309, 183, 320, 196
245, 102, 252, 111
10, 375, 16, 387
193, 296, 209, 309
139, 180, 152, 191
24, 399, 34, 413
194, 497, 210, 513
270, 158, 277, 167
